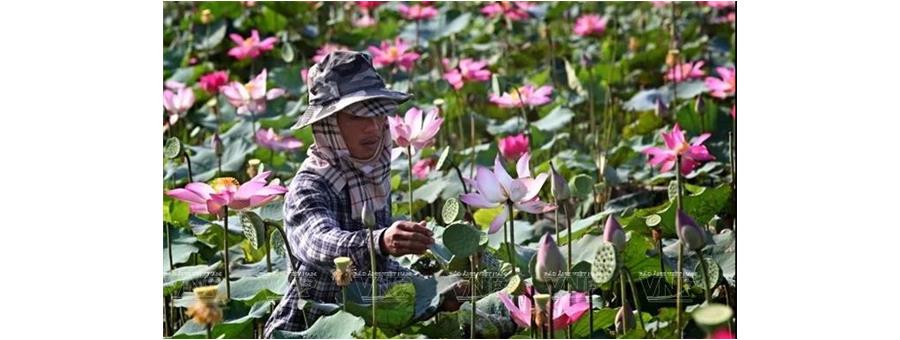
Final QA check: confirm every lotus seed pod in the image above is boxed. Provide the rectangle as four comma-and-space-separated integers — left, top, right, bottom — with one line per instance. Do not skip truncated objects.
677, 210, 707, 251
193, 285, 219, 302
334, 257, 352, 271
246, 158, 261, 178
200, 9, 213, 24
615, 302, 635, 334
628, 36, 640, 53
533, 293, 551, 312
550, 163, 570, 201
361, 202, 376, 228
603, 216, 627, 252
666, 49, 680, 67
535, 233, 566, 283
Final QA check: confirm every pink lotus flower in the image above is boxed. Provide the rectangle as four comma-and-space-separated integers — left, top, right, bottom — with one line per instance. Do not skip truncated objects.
368, 37, 420, 72
199, 71, 229, 95
355, 1, 385, 10
442, 58, 492, 90
499, 291, 589, 329
398, 3, 438, 21
481, 1, 534, 21
163, 82, 195, 117
642, 124, 715, 175
709, 327, 735, 339
666, 61, 706, 82
704, 66, 736, 98
705, 1, 736, 9
499, 133, 530, 161
490, 84, 553, 108
354, 10, 377, 28
412, 158, 436, 179
300, 68, 309, 83
166, 171, 287, 218
255, 128, 304, 151
573, 14, 608, 37
227, 30, 278, 60
312, 43, 350, 64
220, 69, 285, 115
388, 107, 444, 153
459, 153, 555, 233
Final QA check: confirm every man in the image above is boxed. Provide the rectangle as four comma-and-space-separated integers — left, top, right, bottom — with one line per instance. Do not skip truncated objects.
263, 51, 441, 337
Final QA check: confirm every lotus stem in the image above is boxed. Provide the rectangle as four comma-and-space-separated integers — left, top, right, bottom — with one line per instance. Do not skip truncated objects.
183, 151, 193, 183
222, 206, 231, 300
625, 269, 646, 333
507, 201, 517, 276
367, 223, 378, 337
407, 145, 414, 218
588, 288, 593, 339
206, 324, 212, 339
674, 155, 683, 338
470, 255, 476, 339
563, 202, 573, 339
265, 228, 272, 273
166, 222, 174, 271
548, 282, 554, 339
698, 253, 713, 303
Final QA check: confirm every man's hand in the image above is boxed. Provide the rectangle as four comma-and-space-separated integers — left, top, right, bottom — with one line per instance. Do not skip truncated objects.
380, 220, 434, 256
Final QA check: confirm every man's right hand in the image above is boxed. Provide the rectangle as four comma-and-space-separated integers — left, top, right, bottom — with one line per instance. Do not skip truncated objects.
380, 220, 434, 256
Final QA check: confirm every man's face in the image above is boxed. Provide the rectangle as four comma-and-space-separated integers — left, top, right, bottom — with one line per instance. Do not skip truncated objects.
336, 110, 387, 159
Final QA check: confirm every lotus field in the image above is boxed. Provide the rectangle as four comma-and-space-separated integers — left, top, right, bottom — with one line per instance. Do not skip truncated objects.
162, 1, 737, 338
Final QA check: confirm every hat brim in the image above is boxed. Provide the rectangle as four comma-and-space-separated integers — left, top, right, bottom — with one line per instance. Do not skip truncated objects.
290, 89, 413, 130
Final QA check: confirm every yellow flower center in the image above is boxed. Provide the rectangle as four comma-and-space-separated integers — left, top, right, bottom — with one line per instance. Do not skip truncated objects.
388, 46, 399, 59
210, 177, 240, 193
673, 141, 690, 155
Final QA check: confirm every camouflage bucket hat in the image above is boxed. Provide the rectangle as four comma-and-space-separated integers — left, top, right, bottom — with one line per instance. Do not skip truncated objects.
290, 50, 413, 130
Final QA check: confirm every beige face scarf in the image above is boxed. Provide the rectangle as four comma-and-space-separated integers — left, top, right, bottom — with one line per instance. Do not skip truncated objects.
299, 98, 397, 220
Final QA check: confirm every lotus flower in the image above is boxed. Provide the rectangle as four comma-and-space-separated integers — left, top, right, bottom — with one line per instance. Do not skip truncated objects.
442, 58, 492, 90
498, 133, 530, 161
388, 107, 443, 153
604, 216, 626, 251
166, 171, 287, 218
710, 327, 736, 339
354, 10, 377, 28
666, 61, 706, 82
574, 14, 608, 37
163, 82, 195, 117
499, 291, 589, 329
704, 66, 736, 98
227, 29, 278, 60
368, 37, 420, 72
220, 69, 285, 115
705, 1, 736, 9
312, 43, 349, 64
490, 84, 553, 108
355, 1, 385, 10
481, 1, 534, 21
412, 158, 435, 180
642, 124, 715, 175
199, 71, 229, 95
398, 3, 438, 21
676, 210, 707, 251
459, 153, 555, 233
535, 233, 566, 282
255, 128, 304, 151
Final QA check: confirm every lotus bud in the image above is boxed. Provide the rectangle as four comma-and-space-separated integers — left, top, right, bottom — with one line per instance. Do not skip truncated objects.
603, 216, 627, 252
535, 233, 566, 283
549, 162, 570, 201
361, 202, 376, 229
200, 9, 213, 24
676, 210, 707, 251
615, 302, 635, 334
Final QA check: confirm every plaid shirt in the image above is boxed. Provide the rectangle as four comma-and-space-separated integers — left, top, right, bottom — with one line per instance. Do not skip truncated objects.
264, 169, 417, 337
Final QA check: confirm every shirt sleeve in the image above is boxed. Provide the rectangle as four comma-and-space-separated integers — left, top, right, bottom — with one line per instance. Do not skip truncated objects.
284, 175, 389, 273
